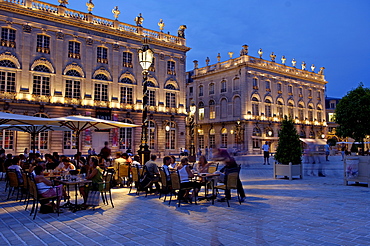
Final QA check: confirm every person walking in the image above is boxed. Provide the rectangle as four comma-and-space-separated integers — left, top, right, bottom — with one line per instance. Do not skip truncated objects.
262, 141, 270, 165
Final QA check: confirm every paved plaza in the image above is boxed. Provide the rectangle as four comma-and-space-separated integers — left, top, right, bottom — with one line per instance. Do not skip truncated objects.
1, 155, 370, 246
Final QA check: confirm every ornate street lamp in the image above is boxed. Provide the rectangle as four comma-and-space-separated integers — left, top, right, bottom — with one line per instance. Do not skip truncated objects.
137, 39, 153, 164
188, 101, 196, 162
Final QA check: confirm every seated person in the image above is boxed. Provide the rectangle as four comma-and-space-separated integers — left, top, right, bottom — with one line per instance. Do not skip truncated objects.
79, 156, 104, 205
55, 157, 76, 172
177, 157, 201, 203
169, 155, 177, 169
194, 155, 212, 173
162, 156, 172, 182
7, 156, 23, 184
33, 165, 65, 212
131, 155, 141, 167
44, 154, 59, 170
144, 154, 160, 192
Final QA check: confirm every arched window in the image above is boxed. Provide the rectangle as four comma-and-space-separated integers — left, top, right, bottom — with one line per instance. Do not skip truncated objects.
165, 84, 176, 108
233, 96, 241, 117
298, 103, 304, 120
209, 100, 216, 119
277, 99, 284, 117
120, 77, 133, 84
252, 127, 261, 137
308, 104, 314, 121
34, 65, 51, 73
209, 128, 215, 148
148, 120, 156, 149
265, 99, 272, 117
252, 97, 259, 116
300, 130, 306, 138
65, 69, 81, 77
198, 101, 204, 120
147, 81, 155, 87
165, 121, 176, 150
220, 98, 227, 118
265, 128, 273, 137
221, 128, 227, 148
33, 65, 51, 96
0, 60, 16, 68
288, 101, 294, 118
95, 74, 108, 81
119, 119, 133, 150
165, 84, 176, 90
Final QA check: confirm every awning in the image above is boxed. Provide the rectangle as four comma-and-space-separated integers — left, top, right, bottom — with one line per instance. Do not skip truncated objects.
300, 138, 327, 145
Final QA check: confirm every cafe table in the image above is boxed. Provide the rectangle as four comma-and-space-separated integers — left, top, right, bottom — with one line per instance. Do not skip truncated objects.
194, 172, 220, 201
59, 179, 92, 212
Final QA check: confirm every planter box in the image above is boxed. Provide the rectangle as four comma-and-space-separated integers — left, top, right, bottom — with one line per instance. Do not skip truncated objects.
273, 163, 303, 180
344, 156, 370, 187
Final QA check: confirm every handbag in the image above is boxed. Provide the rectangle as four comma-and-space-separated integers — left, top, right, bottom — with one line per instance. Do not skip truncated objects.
86, 190, 100, 206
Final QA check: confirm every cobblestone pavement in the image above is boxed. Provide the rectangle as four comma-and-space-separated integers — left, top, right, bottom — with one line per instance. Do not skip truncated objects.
1, 155, 369, 246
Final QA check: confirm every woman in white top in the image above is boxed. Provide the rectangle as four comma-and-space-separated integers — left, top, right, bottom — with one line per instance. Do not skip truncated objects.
169, 155, 177, 169
177, 157, 200, 203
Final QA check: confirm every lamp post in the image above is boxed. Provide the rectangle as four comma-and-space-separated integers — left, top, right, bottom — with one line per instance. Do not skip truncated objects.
137, 39, 153, 164
188, 101, 196, 162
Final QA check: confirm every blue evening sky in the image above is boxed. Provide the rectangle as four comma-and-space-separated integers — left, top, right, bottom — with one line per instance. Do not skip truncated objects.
50, 0, 369, 98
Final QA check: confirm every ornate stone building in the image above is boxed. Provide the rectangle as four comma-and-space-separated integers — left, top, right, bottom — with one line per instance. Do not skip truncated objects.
187, 46, 328, 155
0, 0, 190, 156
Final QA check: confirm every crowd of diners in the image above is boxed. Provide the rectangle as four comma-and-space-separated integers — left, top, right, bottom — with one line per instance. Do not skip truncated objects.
2, 146, 246, 212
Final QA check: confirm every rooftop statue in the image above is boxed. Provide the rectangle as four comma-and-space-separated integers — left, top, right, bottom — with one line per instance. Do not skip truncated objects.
58, 0, 68, 7
311, 64, 316, 72
228, 52, 234, 59
292, 58, 296, 67
217, 53, 221, 62
134, 13, 144, 27
178, 25, 187, 38
258, 48, 263, 59
205, 57, 210, 66
270, 52, 276, 62
240, 45, 249, 56
86, 0, 94, 13
158, 19, 165, 32
112, 6, 120, 20
318, 67, 325, 75
193, 60, 198, 69
301, 61, 306, 70
281, 55, 286, 65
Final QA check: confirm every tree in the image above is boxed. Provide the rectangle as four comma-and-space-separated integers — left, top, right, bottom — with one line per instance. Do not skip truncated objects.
335, 83, 370, 155
274, 116, 302, 164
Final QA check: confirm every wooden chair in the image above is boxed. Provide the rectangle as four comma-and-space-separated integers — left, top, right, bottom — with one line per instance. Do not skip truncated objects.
208, 163, 219, 173
168, 171, 197, 207
128, 165, 140, 195
27, 177, 60, 220
100, 170, 115, 208
118, 164, 130, 187
213, 172, 241, 207
158, 167, 171, 201
6, 169, 23, 201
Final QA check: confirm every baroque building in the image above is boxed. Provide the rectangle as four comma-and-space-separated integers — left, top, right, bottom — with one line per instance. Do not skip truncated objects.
187, 46, 327, 155
0, 0, 190, 156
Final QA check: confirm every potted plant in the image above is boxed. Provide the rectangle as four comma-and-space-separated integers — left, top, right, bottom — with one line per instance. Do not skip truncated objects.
273, 116, 303, 180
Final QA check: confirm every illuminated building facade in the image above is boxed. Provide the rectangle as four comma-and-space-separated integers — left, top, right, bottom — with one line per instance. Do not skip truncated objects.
0, 0, 189, 156
187, 46, 328, 154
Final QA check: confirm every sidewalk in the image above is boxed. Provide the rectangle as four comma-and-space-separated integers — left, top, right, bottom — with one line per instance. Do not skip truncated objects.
0, 155, 369, 245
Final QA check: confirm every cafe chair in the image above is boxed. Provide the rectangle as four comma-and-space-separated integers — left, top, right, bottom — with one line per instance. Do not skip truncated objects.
158, 167, 171, 201
6, 169, 24, 201
27, 177, 60, 220
22, 171, 30, 204
118, 164, 130, 187
213, 172, 241, 207
128, 165, 140, 195
169, 171, 197, 207
208, 163, 219, 174
99, 170, 115, 208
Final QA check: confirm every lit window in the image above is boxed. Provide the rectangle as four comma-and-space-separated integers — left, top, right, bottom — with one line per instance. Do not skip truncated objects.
1, 28, 16, 48
119, 119, 133, 150
209, 100, 215, 119
68, 41, 80, 59
97, 47, 108, 64
120, 87, 133, 104
65, 79, 81, 99
165, 121, 176, 150
221, 128, 227, 148
94, 83, 108, 101
167, 61, 176, 75
123, 52, 133, 68
221, 80, 226, 93
36, 35, 50, 54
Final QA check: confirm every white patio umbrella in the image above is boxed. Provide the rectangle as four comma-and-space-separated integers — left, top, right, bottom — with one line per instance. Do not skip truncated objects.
48, 115, 140, 152
0, 125, 72, 152
0, 111, 56, 125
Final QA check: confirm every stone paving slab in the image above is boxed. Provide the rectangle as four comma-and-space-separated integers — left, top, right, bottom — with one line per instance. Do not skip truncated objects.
1, 155, 370, 245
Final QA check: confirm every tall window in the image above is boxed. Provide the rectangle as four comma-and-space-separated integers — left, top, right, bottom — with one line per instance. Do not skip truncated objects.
209, 100, 215, 119
97, 47, 108, 64
34, 113, 49, 150
148, 120, 156, 149
199, 85, 203, 96
33, 65, 51, 96
209, 128, 215, 148
233, 96, 241, 117
298, 105, 304, 121
36, 34, 50, 54
1, 28, 16, 48
317, 90, 321, 100
220, 98, 227, 118
288, 102, 294, 118
209, 83, 214, 95
252, 127, 261, 148
308, 89, 312, 98
288, 85, 293, 95
277, 83, 282, 93
123, 52, 133, 68
166, 92, 176, 108
308, 105, 314, 121
165, 121, 176, 150
265, 99, 272, 117
233, 78, 240, 91
220, 80, 226, 93
198, 101, 204, 120
221, 128, 227, 148
0, 130, 13, 149
0, 60, 16, 93
68, 41, 80, 59
65, 80, 81, 99
265, 81, 270, 91
120, 87, 133, 104
277, 100, 284, 117
252, 97, 259, 116
198, 129, 204, 149
63, 131, 77, 149
147, 81, 156, 106
167, 61, 176, 75
253, 78, 258, 89
298, 87, 303, 96
119, 119, 133, 150
94, 83, 108, 101
317, 106, 322, 122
